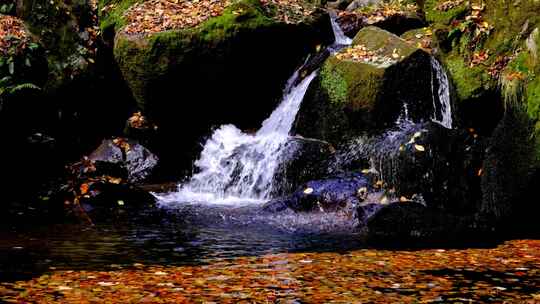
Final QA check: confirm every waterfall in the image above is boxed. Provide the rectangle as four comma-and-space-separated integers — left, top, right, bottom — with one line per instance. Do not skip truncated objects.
329, 10, 352, 46
157, 13, 351, 204
430, 57, 453, 129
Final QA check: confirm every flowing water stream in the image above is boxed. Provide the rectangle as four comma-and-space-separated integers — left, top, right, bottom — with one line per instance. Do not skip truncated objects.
431, 57, 453, 129
158, 13, 353, 205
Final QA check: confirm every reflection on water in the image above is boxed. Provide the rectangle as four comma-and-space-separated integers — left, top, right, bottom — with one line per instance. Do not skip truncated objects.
0, 202, 366, 282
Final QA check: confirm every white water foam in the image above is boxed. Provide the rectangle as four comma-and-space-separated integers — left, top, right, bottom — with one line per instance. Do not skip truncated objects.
157, 14, 351, 206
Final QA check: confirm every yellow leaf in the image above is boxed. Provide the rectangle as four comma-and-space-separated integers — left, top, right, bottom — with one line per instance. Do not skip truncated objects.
303, 187, 314, 194
414, 144, 425, 152
80, 183, 89, 195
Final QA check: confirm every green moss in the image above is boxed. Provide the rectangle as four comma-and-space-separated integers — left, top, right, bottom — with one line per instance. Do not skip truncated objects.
333, 58, 385, 111
526, 77, 540, 160
113, 0, 279, 108
444, 56, 492, 102
320, 62, 347, 106
424, 0, 468, 25
527, 77, 540, 122
352, 26, 418, 59
186, 0, 273, 42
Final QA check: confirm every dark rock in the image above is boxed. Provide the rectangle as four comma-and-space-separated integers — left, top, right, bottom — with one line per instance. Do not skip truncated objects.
331, 121, 485, 214
89, 139, 159, 183
481, 105, 537, 223
78, 183, 157, 220
273, 136, 336, 196
267, 173, 373, 214
366, 202, 477, 242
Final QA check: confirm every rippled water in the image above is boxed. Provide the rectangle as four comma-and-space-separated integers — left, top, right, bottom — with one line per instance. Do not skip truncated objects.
0, 203, 367, 282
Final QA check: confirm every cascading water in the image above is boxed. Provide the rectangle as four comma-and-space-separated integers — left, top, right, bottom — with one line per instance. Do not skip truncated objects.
158, 14, 352, 205
430, 57, 453, 129
329, 10, 352, 46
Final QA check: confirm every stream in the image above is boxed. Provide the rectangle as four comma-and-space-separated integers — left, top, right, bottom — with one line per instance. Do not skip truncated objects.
1, 11, 539, 304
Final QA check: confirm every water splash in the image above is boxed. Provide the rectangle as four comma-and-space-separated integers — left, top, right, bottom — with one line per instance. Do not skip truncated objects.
158, 72, 317, 204
430, 57, 453, 129
157, 14, 352, 205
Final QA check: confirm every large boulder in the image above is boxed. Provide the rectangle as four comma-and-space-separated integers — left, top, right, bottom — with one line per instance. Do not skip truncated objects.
372, 121, 484, 214
294, 26, 434, 146
323, 120, 485, 215
107, 0, 333, 174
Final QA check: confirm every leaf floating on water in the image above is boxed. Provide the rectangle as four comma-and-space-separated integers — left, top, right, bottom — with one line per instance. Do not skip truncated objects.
117, 200, 125, 206
57, 286, 73, 291
80, 183, 89, 195
414, 144, 425, 152
303, 188, 314, 194
2, 240, 540, 303
413, 131, 422, 138
154, 271, 168, 276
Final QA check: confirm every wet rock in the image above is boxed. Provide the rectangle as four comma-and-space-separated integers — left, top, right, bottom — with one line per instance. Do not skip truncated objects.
264, 173, 373, 214
47, 153, 158, 223
383, 122, 484, 214
78, 183, 157, 220
89, 139, 159, 183
273, 136, 336, 195
294, 26, 433, 146
332, 121, 485, 214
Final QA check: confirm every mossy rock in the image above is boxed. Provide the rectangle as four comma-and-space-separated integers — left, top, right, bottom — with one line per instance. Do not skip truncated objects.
294, 26, 433, 145
112, 0, 333, 174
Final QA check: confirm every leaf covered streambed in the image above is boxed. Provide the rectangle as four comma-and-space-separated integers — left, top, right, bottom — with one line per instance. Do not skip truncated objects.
1, 239, 538, 303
